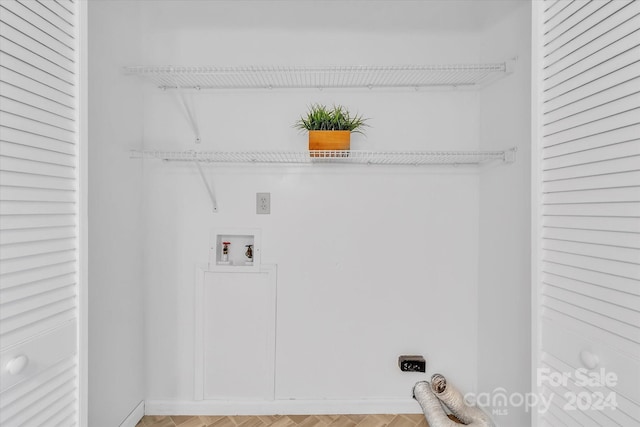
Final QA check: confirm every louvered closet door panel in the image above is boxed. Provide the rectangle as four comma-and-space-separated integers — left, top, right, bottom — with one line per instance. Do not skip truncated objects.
537, 1, 640, 425
543, 168, 640, 194
544, 76, 640, 125
0, 63, 75, 110
0, 0, 79, 424
544, 1, 638, 74
544, 61, 640, 117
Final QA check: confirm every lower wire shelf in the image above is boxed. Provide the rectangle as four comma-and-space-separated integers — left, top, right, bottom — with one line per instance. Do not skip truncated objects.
130, 148, 516, 165
131, 148, 516, 212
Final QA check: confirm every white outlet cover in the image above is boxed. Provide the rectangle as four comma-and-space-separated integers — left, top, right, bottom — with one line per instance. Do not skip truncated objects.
257, 192, 270, 214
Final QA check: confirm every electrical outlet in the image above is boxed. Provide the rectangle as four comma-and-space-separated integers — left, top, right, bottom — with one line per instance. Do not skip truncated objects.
399, 355, 426, 372
256, 192, 270, 214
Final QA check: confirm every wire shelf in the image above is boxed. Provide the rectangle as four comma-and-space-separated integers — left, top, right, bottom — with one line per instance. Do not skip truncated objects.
124, 63, 512, 89
130, 149, 516, 165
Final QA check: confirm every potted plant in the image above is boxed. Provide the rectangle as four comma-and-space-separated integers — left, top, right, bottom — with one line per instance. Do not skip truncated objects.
294, 104, 368, 157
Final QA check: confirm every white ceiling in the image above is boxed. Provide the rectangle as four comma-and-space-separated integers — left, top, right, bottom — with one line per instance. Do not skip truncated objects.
142, 0, 528, 33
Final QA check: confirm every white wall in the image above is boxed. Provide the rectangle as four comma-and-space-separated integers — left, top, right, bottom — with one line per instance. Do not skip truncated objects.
477, 3, 531, 426
138, 1, 489, 407
88, 1, 145, 425
84, 0, 532, 418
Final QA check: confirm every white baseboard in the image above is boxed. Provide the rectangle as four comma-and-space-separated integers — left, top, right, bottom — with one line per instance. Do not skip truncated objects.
145, 399, 422, 416
120, 400, 145, 427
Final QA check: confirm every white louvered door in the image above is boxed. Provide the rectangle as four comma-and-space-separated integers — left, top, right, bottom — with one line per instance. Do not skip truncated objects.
534, 0, 640, 426
0, 0, 80, 425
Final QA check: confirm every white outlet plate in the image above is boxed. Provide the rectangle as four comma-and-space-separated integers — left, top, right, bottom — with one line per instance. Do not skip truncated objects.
257, 192, 270, 214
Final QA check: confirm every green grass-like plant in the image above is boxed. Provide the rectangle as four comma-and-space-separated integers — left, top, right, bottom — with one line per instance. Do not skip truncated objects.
294, 104, 368, 134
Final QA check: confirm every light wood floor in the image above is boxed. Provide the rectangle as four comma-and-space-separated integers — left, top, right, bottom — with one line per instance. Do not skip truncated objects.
135, 414, 450, 427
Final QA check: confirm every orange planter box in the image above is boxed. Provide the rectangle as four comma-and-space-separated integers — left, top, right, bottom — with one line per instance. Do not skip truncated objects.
308, 130, 351, 157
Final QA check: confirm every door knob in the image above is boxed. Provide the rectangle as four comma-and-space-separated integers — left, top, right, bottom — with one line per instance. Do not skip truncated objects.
5, 355, 29, 375
580, 350, 599, 370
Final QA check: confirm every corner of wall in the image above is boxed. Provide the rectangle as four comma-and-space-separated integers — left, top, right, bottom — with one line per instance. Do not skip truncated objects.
476, 3, 532, 426
87, 0, 146, 425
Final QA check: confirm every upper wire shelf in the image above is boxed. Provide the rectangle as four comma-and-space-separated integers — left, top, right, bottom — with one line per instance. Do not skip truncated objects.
130, 149, 516, 165
124, 63, 513, 90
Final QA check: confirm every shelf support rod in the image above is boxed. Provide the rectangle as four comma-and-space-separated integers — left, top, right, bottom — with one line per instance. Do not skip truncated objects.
176, 87, 201, 144
193, 160, 218, 212
504, 147, 518, 163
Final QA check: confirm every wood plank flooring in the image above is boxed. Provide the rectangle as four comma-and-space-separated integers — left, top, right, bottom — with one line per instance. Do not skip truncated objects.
136, 414, 441, 427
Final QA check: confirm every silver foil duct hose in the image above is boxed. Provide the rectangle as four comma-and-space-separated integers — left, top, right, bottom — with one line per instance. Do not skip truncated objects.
413, 374, 494, 427
413, 381, 460, 427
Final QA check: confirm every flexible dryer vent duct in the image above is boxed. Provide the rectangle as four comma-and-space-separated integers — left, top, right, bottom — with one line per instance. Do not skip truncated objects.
413, 374, 494, 427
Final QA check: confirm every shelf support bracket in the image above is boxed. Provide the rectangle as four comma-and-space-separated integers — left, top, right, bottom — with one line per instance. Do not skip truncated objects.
193, 160, 218, 212
504, 147, 518, 163
176, 87, 201, 144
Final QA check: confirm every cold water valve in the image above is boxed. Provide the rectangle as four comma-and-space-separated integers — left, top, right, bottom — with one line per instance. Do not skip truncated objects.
245, 244, 254, 264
